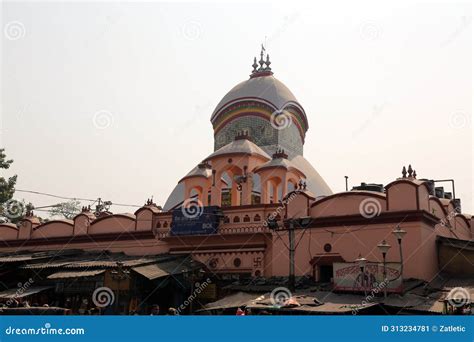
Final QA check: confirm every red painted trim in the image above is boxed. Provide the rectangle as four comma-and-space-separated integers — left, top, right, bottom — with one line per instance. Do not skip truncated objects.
212, 98, 308, 130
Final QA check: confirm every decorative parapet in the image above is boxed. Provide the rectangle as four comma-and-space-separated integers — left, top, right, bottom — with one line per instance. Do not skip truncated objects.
153, 204, 279, 239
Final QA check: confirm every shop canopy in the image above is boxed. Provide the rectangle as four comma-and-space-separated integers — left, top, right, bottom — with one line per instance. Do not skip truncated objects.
132, 258, 197, 280
0, 286, 53, 299
46, 269, 106, 280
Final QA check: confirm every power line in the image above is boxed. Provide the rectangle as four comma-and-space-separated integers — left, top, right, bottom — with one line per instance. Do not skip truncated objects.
15, 189, 143, 208
16, 189, 95, 202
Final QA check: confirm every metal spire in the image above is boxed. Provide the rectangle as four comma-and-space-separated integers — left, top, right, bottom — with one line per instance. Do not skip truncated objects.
258, 45, 265, 71
265, 54, 271, 71
252, 57, 258, 73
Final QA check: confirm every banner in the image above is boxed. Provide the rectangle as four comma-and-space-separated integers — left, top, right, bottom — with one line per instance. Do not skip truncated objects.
333, 262, 402, 293
171, 206, 221, 236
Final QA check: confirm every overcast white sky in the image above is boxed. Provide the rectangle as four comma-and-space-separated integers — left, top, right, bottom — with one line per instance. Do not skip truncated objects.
1, 1, 472, 216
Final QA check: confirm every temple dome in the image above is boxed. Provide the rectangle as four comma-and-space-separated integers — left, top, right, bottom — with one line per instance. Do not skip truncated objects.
210, 75, 301, 121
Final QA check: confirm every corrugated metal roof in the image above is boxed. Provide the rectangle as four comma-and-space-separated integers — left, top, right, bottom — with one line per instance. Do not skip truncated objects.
0, 286, 53, 299
47, 269, 105, 280
201, 292, 263, 311
132, 259, 193, 280
62, 257, 158, 269
21, 255, 169, 270
21, 261, 73, 270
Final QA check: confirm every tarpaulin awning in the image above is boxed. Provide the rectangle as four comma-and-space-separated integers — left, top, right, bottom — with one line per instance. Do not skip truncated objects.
132, 258, 200, 280
133, 261, 181, 280
198, 292, 263, 311
47, 269, 106, 280
0, 286, 53, 299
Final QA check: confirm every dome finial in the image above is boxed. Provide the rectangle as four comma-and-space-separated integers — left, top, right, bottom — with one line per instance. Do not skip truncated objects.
252, 57, 258, 73
265, 54, 272, 71
258, 44, 265, 71
250, 44, 274, 78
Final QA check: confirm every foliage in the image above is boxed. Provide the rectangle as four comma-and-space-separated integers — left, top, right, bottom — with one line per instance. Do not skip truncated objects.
0, 149, 17, 204
49, 200, 81, 219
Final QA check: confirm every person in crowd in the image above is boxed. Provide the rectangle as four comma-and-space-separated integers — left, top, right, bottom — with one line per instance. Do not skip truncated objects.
150, 304, 160, 315
167, 307, 179, 315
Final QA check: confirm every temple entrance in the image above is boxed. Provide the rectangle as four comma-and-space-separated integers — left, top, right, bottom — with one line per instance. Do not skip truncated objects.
310, 254, 345, 283
319, 265, 333, 283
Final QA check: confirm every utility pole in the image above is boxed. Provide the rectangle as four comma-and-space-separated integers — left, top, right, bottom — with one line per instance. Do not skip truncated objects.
268, 216, 312, 293
288, 220, 295, 293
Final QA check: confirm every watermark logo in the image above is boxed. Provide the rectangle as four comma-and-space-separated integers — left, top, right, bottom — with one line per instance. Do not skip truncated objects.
181, 198, 204, 219
5, 278, 34, 307
181, 21, 202, 41
447, 287, 470, 307
270, 287, 292, 306
270, 109, 292, 130
352, 280, 387, 315
92, 110, 114, 130
359, 21, 382, 41
2, 199, 25, 219
359, 198, 381, 219
449, 111, 469, 129
4, 21, 26, 41
177, 278, 211, 314
92, 287, 115, 307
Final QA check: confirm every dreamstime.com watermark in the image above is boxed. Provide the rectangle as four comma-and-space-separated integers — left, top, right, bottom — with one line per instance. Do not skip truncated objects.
5, 278, 34, 307
352, 279, 388, 315
4, 323, 85, 336
177, 277, 211, 314
263, 189, 301, 228
438, 207, 461, 229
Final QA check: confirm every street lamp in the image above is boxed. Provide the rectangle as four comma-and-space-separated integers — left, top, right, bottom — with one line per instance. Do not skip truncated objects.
355, 255, 367, 272
391, 225, 406, 277
377, 240, 391, 299
392, 225, 407, 242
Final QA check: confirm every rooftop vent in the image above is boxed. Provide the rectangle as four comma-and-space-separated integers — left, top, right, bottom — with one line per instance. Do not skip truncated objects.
453, 198, 462, 213
351, 182, 384, 193
419, 179, 435, 195
435, 187, 444, 198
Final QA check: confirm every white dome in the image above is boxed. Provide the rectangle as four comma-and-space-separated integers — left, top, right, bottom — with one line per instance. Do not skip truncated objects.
211, 75, 300, 121
290, 155, 332, 197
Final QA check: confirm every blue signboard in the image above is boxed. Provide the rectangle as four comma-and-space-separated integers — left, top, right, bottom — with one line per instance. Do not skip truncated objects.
171, 206, 221, 236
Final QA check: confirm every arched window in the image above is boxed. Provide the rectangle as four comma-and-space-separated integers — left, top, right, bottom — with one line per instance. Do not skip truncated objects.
251, 173, 261, 204
287, 181, 296, 193
221, 172, 232, 207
